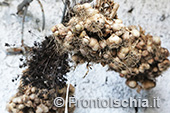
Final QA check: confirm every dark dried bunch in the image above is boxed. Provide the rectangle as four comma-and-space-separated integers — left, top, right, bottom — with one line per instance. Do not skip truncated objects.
21, 36, 69, 89
7, 36, 75, 113
51, 0, 170, 91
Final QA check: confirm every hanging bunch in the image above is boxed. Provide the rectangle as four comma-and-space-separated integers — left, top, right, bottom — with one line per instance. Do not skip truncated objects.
6, 36, 75, 113
51, 0, 170, 91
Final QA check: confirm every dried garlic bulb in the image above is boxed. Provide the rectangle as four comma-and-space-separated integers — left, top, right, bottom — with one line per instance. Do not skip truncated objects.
52, 0, 170, 91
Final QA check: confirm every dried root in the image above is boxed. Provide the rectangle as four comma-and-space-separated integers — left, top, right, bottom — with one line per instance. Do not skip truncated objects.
51, 0, 170, 91
17, 0, 45, 46
6, 36, 75, 113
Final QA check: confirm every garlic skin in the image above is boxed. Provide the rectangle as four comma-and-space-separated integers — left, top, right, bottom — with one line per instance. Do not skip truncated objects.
55, 24, 65, 31
51, 26, 57, 33
110, 3, 119, 19
38, 104, 49, 113
85, 14, 105, 34
111, 23, 122, 31
6, 103, 14, 112
94, 14, 105, 26
142, 50, 149, 57
89, 38, 98, 47
69, 84, 75, 93
65, 31, 74, 42
120, 47, 130, 55
132, 68, 139, 74
84, 19, 92, 30
158, 59, 170, 71
72, 55, 79, 62
68, 17, 79, 25
31, 87, 36, 93
83, 3, 92, 9
105, 19, 113, 25
34, 98, 40, 104
148, 59, 154, 64
139, 63, 150, 73
22, 95, 29, 102
142, 80, 156, 90
118, 52, 126, 59
79, 30, 87, 38
103, 54, 110, 59
147, 38, 153, 46
12, 108, 19, 113
122, 31, 130, 40
82, 36, 90, 45
109, 62, 118, 71
53, 31, 59, 37
26, 101, 32, 107
29, 94, 36, 100
73, 4, 83, 13
107, 35, 122, 44
115, 19, 123, 24
146, 45, 153, 53
161, 48, 169, 57
18, 104, 24, 110
131, 29, 140, 37
107, 35, 122, 48
126, 80, 138, 89
86, 8, 99, 16
121, 70, 129, 75
36, 105, 43, 113
12, 97, 22, 104
136, 40, 145, 49
152, 36, 161, 45
92, 43, 100, 51
80, 48, 88, 56
75, 22, 84, 32
89, 38, 100, 51
12, 98, 18, 104
99, 40, 107, 49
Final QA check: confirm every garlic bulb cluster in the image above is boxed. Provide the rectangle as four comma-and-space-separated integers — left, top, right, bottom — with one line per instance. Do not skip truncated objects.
7, 85, 75, 113
7, 36, 75, 113
52, 0, 170, 91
